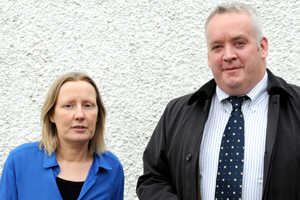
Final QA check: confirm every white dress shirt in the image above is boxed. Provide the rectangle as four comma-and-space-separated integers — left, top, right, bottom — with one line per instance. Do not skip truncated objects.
199, 72, 269, 200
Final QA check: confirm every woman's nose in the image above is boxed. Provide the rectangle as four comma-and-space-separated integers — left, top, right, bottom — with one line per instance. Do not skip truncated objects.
74, 107, 85, 120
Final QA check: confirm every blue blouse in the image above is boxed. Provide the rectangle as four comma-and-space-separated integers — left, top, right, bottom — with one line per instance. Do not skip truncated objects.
0, 142, 124, 200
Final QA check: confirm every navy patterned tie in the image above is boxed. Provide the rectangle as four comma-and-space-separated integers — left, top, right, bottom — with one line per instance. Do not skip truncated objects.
215, 96, 247, 200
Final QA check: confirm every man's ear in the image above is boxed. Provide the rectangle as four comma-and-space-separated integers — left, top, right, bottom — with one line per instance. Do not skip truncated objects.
260, 37, 268, 59
207, 54, 211, 69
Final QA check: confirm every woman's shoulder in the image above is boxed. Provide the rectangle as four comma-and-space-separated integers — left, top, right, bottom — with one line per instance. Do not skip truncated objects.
9, 142, 41, 156
98, 151, 123, 167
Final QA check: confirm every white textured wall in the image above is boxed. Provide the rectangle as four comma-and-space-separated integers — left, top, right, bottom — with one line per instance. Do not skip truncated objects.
0, 0, 299, 199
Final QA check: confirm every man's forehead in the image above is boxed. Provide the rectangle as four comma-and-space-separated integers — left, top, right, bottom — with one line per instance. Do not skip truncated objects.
206, 12, 252, 34
209, 11, 250, 23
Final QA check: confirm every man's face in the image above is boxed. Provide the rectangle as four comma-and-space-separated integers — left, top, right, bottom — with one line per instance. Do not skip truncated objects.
206, 12, 268, 96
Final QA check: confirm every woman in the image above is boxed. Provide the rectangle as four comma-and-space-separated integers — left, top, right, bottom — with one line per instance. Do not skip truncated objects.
0, 72, 124, 200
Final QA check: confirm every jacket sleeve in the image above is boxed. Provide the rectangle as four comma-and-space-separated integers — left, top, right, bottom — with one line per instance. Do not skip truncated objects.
136, 104, 180, 200
0, 152, 18, 200
113, 160, 125, 200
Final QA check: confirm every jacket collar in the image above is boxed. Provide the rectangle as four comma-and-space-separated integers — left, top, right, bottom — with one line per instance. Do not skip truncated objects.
187, 78, 216, 105
187, 69, 293, 105
266, 69, 293, 98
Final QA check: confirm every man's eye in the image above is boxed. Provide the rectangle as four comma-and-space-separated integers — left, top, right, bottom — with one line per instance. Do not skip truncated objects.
236, 42, 245, 46
212, 45, 221, 50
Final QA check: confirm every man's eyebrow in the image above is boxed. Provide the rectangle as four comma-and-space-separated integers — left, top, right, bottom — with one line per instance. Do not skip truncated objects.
208, 35, 249, 46
232, 35, 248, 41
208, 40, 222, 46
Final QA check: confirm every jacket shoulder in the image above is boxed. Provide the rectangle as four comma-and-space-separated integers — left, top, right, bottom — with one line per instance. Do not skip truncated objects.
288, 83, 300, 97
100, 151, 123, 168
167, 93, 193, 108
9, 142, 41, 156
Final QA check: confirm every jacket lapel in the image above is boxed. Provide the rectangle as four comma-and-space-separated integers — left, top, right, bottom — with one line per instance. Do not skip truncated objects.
263, 94, 280, 199
262, 69, 293, 199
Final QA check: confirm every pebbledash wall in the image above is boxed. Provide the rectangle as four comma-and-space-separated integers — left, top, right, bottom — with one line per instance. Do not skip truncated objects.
0, 0, 299, 199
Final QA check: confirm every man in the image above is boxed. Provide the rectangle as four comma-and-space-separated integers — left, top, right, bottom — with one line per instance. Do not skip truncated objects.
137, 2, 300, 200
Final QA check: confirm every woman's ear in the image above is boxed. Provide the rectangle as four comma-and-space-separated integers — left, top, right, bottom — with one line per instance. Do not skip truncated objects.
49, 113, 55, 123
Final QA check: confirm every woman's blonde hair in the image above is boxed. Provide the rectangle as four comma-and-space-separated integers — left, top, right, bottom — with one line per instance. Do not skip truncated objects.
39, 72, 106, 155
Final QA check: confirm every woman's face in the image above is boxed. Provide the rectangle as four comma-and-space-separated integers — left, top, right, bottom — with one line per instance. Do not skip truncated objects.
50, 80, 98, 147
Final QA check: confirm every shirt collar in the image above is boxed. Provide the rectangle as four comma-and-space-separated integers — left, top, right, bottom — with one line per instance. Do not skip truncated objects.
43, 151, 59, 168
43, 151, 113, 173
188, 69, 293, 105
216, 86, 229, 102
94, 152, 112, 171
246, 71, 268, 105
215, 71, 268, 103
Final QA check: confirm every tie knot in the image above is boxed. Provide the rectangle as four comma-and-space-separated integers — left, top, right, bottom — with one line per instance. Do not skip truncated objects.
228, 96, 247, 109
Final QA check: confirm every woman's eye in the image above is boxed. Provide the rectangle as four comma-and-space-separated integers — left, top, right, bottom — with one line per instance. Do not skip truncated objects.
84, 103, 92, 108
63, 104, 74, 108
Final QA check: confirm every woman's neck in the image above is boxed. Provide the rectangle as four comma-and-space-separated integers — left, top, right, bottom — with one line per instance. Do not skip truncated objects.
55, 142, 94, 182
56, 141, 92, 162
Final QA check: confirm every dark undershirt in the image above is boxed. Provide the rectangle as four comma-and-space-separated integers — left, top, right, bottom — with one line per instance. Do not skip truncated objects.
56, 177, 84, 200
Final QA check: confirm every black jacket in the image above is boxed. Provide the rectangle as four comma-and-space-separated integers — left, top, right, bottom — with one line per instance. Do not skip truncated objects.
137, 69, 300, 200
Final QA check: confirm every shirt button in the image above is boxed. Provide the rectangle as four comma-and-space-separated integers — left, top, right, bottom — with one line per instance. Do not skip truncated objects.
186, 154, 192, 161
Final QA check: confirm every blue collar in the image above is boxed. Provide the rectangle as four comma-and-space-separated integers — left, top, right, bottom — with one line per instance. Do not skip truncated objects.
43, 151, 112, 173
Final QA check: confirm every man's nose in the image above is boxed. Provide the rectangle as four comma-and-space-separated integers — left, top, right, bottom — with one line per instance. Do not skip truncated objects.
223, 46, 237, 62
